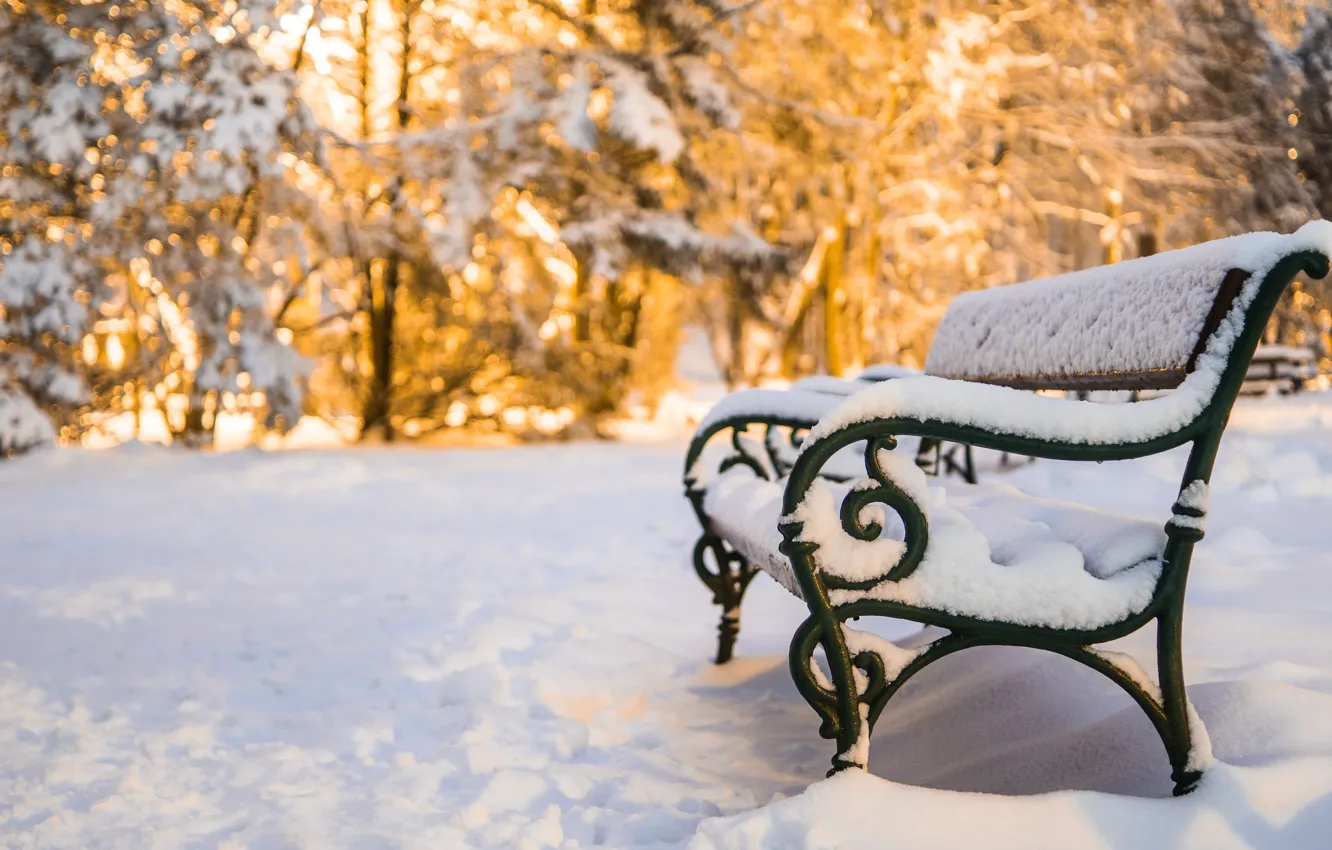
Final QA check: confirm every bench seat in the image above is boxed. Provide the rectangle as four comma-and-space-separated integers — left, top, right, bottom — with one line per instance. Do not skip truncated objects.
704, 464, 1165, 631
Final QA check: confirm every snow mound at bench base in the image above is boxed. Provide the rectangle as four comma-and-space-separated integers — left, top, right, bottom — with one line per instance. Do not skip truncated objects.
688, 760, 1332, 850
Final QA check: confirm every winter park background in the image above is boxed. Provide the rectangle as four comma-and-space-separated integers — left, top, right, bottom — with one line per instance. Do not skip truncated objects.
7, 0, 1332, 847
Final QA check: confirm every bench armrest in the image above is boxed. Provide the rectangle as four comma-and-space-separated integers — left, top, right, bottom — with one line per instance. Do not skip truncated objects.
802, 374, 1214, 459
697, 388, 840, 433
684, 388, 846, 491
776, 374, 1215, 592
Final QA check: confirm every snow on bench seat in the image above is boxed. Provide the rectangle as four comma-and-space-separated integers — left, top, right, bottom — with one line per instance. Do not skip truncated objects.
790, 376, 866, 396
704, 462, 1165, 631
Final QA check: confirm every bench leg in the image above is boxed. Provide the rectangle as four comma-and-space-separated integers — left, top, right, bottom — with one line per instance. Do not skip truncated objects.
692, 535, 758, 664
789, 616, 1212, 794
915, 438, 978, 484
789, 614, 866, 774
914, 438, 941, 476
1056, 640, 1210, 797
790, 614, 985, 778
941, 443, 977, 484
1158, 605, 1208, 796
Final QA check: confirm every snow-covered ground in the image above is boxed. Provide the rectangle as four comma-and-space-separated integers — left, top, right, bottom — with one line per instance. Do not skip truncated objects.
4, 394, 1332, 848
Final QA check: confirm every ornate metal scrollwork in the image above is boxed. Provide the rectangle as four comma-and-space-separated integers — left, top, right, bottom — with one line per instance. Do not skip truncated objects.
762, 424, 810, 478
821, 435, 930, 591
789, 616, 845, 740
780, 431, 938, 770
789, 613, 904, 774
717, 428, 771, 479
693, 535, 759, 664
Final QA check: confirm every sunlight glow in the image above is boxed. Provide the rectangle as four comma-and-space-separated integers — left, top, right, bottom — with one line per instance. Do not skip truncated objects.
516, 199, 561, 244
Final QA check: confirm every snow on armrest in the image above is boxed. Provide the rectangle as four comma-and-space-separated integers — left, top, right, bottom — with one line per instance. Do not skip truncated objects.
700, 364, 927, 432
790, 376, 865, 396
924, 220, 1332, 391
805, 373, 1217, 449
696, 388, 843, 433
858, 363, 922, 381
687, 389, 845, 490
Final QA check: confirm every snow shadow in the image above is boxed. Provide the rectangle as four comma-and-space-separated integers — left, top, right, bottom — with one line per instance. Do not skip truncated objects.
692, 642, 1179, 799
867, 644, 1176, 797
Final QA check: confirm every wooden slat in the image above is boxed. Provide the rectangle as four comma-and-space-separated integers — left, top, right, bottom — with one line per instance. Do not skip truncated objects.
947, 367, 1186, 393
1185, 268, 1252, 373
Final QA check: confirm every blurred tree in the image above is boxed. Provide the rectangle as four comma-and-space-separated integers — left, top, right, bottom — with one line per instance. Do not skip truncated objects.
1294, 2, 1332, 356
5, 0, 1331, 455
696, 0, 1317, 382
0, 3, 111, 452
0, 0, 318, 452
298, 0, 781, 439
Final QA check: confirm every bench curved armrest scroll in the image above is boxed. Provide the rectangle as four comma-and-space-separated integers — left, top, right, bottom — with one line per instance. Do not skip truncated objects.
776, 377, 1220, 593
799, 377, 1215, 478
777, 433, 933, 592
684, 388, 842, 491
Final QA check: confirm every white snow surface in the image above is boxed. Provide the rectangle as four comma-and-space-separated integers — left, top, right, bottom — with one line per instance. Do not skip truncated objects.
695, 388, 840, 440
805, 371, 1212, 448
5, 395, 1332, 847
925, 220, 1332, 383
789, 376, 865, 396
1179, 479, 1210, 511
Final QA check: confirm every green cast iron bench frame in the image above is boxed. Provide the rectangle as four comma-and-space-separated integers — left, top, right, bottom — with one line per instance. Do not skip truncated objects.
683, 234, 1332, 797
681, 374, 975, 666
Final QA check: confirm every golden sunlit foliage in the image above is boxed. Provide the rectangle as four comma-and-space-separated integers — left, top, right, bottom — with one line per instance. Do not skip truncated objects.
2, 0, 1331, 452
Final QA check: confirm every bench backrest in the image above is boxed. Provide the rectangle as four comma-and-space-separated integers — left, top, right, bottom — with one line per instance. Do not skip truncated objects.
924, 222, 1332, 391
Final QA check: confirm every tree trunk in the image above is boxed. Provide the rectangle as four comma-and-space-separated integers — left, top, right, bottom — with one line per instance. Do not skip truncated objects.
178, 389, 215, 449
362, 258, 400, 440
780, 306, 808, 380
357, 0, 372, 141
358, 2, 417, 441
823, 219, 847, 376
725, 270, 746, 387
1104, 186, 1124, 264
572, 262, 592, 343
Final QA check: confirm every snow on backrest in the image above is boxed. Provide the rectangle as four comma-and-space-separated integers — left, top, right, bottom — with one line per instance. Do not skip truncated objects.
924, 221, 1332, 391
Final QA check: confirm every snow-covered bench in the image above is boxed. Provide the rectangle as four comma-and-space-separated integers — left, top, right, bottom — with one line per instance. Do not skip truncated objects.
1241, 344, 1317, 395
682, 221, 1332, 796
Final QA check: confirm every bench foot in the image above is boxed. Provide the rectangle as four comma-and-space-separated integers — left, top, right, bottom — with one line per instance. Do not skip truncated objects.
825, 758, 862, 778
1172, 769, 1203, 797
717, 604, 741, 665
692, 536, 758, 664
